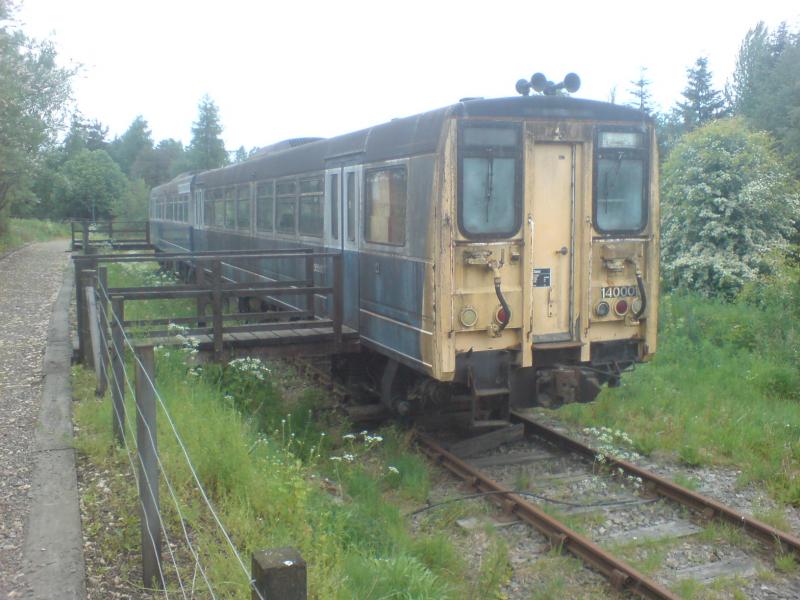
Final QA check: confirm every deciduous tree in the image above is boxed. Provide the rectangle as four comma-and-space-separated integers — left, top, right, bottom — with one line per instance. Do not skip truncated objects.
661, 118, 799, 298
53, 149, 128, 220
0, 2, 72, 228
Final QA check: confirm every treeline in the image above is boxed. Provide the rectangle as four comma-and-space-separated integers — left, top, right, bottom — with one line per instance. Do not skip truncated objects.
17, 96, 240, 222
0, 3, 247, 229
627, 23, 800, 299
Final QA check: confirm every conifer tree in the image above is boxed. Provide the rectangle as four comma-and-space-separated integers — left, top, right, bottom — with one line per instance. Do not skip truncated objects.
676, 57, 727, 131
187, 95, 228, 171
628, 67, 653, 115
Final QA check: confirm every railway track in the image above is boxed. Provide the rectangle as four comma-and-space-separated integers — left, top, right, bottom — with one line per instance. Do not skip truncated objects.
285, 358, 800, 597
416, 411, 800, 598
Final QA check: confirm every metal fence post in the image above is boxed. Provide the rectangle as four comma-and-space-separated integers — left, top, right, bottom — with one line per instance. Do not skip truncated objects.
111, 297, 125, 446
134, 344, 163, 589
252, 547, 307, 600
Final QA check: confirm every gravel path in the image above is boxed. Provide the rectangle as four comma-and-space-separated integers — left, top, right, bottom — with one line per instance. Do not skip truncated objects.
0, 240, 69, 597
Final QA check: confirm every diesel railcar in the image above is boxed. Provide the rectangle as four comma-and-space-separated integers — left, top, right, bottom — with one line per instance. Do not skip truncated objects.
150, 84, 659, 427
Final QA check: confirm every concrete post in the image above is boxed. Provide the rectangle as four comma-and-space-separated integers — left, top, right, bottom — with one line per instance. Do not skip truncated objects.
252, 547, 307, 600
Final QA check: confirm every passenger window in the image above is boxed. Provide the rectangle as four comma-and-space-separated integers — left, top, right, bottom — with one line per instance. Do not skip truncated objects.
329, 174, 339, 240
224, 188, 236, 229
364, 167, 406, 245
298, 177, 323, 237
256, 181, 274, 232
346, 172, 356, 242
237, 185, 250, 230
276, 180, 297, 234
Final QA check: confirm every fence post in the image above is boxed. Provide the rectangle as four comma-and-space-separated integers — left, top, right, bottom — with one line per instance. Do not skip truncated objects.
145, 220, 151, 246
134, 344, 163, 590
305, 251, 315, 320
332, 254, 343, 350
82, 221, 89, 254
81, 269, 97, 369
211, 259, 223, 360
252, 547, 307, 600
96, 267, 109, 396
84, 271, 105, 397
74, 259, 86, 363
196, 260, 207, 328
111, 297, 125, 446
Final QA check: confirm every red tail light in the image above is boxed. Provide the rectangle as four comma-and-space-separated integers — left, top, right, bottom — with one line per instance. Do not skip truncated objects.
496, 307, 508, 324
614, 299, 629, 316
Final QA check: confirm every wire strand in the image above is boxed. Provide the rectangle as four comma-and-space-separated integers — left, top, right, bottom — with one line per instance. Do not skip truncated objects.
98, 297, 217, 598
97, 283, 261, 599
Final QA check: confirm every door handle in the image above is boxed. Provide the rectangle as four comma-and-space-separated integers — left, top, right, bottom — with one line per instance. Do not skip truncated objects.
556, 246, 568, 256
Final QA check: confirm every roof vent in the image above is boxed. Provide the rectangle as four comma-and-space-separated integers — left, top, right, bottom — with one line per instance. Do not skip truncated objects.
459, 97, 484, 102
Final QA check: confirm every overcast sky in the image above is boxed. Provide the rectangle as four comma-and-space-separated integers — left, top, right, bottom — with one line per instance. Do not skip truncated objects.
16, 0, 800, 153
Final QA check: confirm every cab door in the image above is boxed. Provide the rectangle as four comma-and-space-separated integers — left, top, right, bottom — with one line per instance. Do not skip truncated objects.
530, 143, 577, 342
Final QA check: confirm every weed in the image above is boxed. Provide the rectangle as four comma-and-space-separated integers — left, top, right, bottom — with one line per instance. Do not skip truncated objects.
671, 472, 701, 491
775, 553, 798, 573
476, 536, 511, 599
559, 280, 800, 506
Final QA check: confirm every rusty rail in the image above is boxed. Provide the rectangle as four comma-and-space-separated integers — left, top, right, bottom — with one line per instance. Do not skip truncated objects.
510, 410, 800, 558
414, 432, 680, 600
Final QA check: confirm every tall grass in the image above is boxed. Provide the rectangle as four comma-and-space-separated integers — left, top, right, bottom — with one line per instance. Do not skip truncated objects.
73, 262, 512, 598
560, 258, 800, 504
0, 218, 69, 253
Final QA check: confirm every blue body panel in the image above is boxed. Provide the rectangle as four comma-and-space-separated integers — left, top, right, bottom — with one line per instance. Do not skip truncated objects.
151, 222, 428, 370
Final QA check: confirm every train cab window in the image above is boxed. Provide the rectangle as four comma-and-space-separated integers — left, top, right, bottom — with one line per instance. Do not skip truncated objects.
458, 123, 521, 238
329, 174, 339, 239
237, 185, 250, 230
594, 130, 648, 233
365, 166, 406, 246
256, 181, 274, 232
346, 172, 356, 242
276, 180, 297, 234
299, 177, 323, 237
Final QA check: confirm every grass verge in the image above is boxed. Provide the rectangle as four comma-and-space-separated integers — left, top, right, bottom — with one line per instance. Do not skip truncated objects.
558, 259, 800, 505
0, 218, 70, 254
73, 262, 511, 598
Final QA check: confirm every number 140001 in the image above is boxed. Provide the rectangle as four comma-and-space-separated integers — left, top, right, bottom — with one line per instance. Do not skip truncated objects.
601, 286, 638, 299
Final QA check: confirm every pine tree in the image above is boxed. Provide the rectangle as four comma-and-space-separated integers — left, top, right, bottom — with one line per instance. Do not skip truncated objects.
676, 57, 727, 131
628, 67, 653, 115
187, 95, 228, 171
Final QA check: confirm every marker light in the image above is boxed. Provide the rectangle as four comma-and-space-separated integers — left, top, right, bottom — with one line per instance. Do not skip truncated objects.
495, 306, 509, 324
460, 306, 478, 328
614, 299, 629, 316
631, 298, 643, 316
595, 301, 610, 317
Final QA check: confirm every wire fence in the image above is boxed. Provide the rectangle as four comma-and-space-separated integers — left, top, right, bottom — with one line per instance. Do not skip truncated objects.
78, 266, 292, 599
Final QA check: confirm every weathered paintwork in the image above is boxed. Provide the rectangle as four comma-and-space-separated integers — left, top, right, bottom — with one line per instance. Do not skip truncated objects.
150, 94, 658, 403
